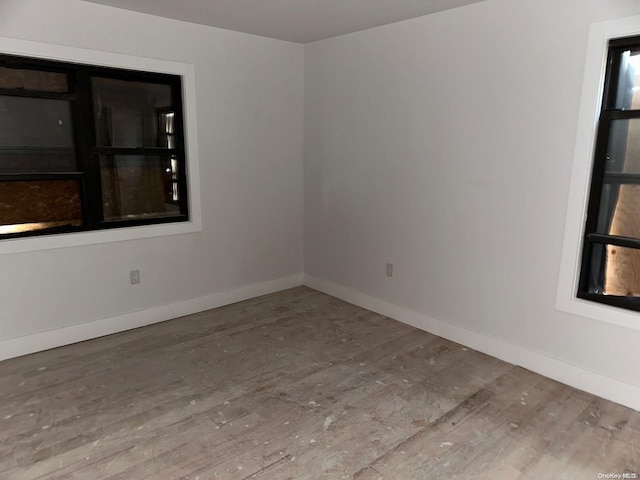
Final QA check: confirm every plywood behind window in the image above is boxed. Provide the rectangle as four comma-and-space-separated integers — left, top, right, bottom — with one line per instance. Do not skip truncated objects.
0, 180, 82, 226
0, 67, 68, 92
100, 163, 178, 221
605, 74, 640, 295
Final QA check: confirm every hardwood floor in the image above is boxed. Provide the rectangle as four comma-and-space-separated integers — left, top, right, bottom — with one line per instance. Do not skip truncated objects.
1, 286, 639, 479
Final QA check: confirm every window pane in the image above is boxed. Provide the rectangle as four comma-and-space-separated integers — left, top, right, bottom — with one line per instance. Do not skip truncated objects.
585, 244, 640, 297
0, 180, 82, 234
603, 119, 640, 175
92, 77, 173, 148
0, 66, 68, 93
613, 50, 640, 110
0, 96, 76, 173
596, 184, 640, 237
100, 155, 181, 221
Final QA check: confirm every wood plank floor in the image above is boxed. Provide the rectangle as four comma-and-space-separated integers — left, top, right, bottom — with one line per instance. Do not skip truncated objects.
1, 286, 639, 479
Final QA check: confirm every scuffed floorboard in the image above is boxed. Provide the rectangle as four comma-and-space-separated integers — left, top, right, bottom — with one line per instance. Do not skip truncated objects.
0, 287, 638, 479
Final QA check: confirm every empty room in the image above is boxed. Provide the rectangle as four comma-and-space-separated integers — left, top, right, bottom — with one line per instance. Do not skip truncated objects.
1, 0, 640, 478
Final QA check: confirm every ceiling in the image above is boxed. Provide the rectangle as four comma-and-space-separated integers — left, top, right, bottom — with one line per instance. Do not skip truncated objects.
81, 0, 485, 44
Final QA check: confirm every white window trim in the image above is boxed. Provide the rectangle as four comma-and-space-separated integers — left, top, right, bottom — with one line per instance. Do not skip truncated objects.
557, 15, 640, 331
0, 36, 202, 254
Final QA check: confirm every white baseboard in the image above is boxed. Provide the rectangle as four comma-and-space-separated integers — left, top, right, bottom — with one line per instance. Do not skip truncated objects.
5, 271, 639, 412
0, 273, 303, 362
303, 274, 640, 412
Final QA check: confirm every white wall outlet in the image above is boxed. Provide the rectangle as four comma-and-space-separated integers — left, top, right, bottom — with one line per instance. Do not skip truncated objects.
386, 263, 393, 277
130, 269, 141, 285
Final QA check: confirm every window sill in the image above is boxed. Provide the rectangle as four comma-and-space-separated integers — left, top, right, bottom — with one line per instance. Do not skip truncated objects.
0, 219, 202, 254
556, 290, 640, 332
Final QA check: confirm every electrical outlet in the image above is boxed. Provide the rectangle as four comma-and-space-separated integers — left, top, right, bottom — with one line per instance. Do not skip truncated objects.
386, 263, 393, 277
130, 269, 140, 285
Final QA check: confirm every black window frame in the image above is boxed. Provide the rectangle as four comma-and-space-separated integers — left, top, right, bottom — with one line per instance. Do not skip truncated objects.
578, 35, 640, 311
0, 53, 189, 240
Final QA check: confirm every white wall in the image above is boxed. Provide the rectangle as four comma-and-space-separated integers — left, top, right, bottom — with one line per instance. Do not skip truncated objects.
304, 0, 640, 407
0, 0, 303, 350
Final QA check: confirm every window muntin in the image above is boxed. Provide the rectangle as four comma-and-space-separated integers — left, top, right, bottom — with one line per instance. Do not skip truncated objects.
579, 36, 640, 310
0, 55, 188, 239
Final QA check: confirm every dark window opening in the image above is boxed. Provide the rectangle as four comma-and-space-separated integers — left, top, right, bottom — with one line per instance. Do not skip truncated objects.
579, 35, 640, 310
0, 55, 188, 239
